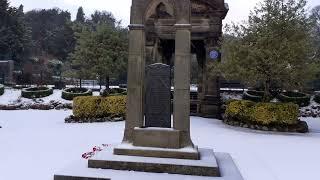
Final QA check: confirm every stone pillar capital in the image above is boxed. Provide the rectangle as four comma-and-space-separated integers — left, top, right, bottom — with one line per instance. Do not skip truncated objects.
174, 24, 192, 30
129, 24, 145, 30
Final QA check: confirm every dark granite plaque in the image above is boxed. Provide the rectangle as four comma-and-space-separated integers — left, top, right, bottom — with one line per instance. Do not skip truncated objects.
145, 63, 171, 128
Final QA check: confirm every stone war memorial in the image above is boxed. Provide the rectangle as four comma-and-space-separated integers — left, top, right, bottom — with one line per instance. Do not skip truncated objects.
54, 0, 243, 179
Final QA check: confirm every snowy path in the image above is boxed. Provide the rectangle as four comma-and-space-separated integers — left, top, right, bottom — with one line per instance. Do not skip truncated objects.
0, 110, 319, 180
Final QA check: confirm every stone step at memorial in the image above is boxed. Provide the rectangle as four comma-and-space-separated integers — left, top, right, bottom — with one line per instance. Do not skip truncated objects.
89, 148, 218, 176
114, 142, 200, 160
54, 152, 243, 180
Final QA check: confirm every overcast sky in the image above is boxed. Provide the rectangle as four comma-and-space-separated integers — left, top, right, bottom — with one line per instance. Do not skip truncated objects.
9, 0, 319, 26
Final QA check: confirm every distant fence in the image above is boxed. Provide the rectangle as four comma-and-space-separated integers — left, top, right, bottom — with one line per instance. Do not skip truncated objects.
0, 60, 14, 84
0, 73, 4, 84
220, 79, 246, 92
306, 79, 320, 91
71, 79, 123, 91
220, 79, 320, 92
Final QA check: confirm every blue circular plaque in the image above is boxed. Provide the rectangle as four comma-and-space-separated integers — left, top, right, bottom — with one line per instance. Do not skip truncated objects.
209, 50, 219, 60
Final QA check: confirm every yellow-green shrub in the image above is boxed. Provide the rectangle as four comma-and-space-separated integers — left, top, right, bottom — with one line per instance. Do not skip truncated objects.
225, 100, 299, 125
73, 96, 126, 118
225, 100, 254, 121
98, 96, 126, 118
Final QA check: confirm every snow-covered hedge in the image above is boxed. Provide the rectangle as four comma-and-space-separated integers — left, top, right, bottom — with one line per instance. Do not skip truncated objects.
0, 84, 4, 96
314, 93, 320, 104
21, 87, 53, 99
243, 90, 264, 102
100, 88, 127, 97
278, 91, 310, 107
73, 96, 126, 119
62, 87, 92, 100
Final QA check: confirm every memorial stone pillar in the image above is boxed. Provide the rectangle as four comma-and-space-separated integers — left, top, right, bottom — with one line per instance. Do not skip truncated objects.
123, 24, 146, 143
173, 0, 194, 148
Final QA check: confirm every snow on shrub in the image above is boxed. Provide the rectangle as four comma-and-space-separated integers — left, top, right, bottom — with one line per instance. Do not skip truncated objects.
243, 90, 264, 102
278, 91, 310, 107
21, 87, 53, 99
315, 93, 320, 104
100, 88, 127, 97
0, 84, 4, 96
62, 87, 92, 100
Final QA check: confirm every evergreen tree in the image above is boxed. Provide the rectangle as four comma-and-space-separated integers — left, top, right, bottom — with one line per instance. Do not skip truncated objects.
68, 27, 94, 87
25, 8, 75, 62
215, 0, 318, 101
0, 1, 31, 67
311, 5, 320, 60
69, 23, 128, 89
0, 0, 9, 20
88, 11, 118, 30
76, 6, 85, 23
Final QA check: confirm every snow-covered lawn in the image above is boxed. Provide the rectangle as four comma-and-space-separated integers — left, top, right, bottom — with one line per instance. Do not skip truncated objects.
0, 88, 101, 105
0, 88, 71, 105
0, 110, 320, 180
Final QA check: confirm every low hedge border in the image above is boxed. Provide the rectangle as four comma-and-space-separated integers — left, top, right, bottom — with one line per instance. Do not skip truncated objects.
0, 102, 72, 110
315, 93, 320, 104
224, 100, 308, 133
225, 100, 299, 125
72, 96, 126, 121
100, 88, 127, 97
223, 119, 308, 133
21, 87, 53, 99
65, 115, 124, 123
243, 90, 264, 102
0, 84, 4, 96
62, 87, 92, 100
278, 91, 310, 107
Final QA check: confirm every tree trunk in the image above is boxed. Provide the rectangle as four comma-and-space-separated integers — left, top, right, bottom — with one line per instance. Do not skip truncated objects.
1, 73, 4, 84
40, 71, 43, 87
105, 75, 110, 90
59, 73, 62, 83
99, 76, 102, 90
263, 79, 271, 102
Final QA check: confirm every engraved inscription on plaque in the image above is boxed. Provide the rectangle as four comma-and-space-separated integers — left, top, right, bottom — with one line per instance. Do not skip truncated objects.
145, 63, 171, 128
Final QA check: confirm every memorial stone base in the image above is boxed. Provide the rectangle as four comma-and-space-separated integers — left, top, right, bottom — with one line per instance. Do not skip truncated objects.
54, 148, 244, 180
114, 127, 199, 160
114, 143, 200, 160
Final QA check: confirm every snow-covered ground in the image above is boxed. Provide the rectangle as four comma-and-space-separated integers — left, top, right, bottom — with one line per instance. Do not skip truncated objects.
0, 88, 244, 107
0, 110, 320, 180
0, 88, 101, 105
